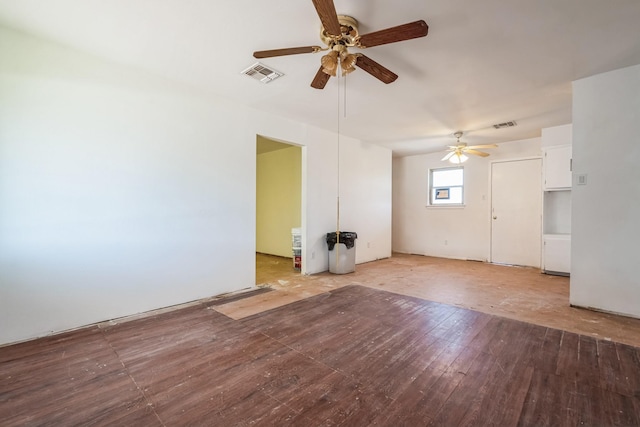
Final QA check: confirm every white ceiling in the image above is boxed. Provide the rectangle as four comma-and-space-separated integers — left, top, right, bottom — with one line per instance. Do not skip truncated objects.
1, 0, 640, 156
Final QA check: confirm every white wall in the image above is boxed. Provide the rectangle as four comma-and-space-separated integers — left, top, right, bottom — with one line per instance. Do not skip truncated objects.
571, 64, 640, 318
337, 139, 392, 264
298, 129, 392, 273
541, 124, 572, 148
0, 26, 392, 345
392, 138, 541, 261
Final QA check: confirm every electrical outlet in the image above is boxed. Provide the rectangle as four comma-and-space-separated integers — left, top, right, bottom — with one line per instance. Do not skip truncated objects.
311, 251, 315, 260
367, 242, 371, 248
445, 240, 448, 245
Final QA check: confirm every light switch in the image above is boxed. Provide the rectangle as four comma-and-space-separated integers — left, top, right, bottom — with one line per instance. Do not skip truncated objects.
577, 174, 587, 185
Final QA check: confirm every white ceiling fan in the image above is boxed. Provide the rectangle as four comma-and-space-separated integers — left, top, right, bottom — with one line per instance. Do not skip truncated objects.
442, 131, 497, 164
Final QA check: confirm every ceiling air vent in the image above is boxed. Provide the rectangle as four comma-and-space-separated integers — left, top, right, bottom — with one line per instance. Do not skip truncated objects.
241, 62, 284, 84
493, 120, 517, 129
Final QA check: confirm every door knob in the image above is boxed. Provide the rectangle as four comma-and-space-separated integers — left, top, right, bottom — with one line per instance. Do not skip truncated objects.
493, 216, 497, 220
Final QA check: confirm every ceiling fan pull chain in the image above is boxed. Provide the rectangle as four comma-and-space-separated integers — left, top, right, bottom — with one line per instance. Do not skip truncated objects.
336, 68, 341, 238
344, 73, 348, 118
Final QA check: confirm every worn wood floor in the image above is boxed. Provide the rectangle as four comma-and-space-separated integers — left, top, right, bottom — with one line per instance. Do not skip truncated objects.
249, 253, 640, 348
2, 254, 640, 426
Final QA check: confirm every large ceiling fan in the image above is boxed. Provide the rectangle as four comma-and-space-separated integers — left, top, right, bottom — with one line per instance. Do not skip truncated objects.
442, 132, 498, 164
253, 0, 428, 89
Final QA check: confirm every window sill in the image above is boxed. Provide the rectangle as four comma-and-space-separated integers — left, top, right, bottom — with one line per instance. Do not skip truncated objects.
426, 204, 466, 209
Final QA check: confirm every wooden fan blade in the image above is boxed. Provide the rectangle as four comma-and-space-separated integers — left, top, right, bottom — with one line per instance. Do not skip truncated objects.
312, 0, 341, 37
311, 66, 331, 89
355, 55, 398, 84
465, 144, 498, 149
254, 46, 321, 58
465, 149, 490, 157
357, 20, 428, 48
442, 152, 455, 161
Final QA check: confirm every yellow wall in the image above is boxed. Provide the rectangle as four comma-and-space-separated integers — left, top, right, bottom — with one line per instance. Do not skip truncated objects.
256, 141, 301, 257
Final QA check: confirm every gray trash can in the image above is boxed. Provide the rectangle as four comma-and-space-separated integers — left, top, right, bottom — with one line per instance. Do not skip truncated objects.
326, 231, 357, 274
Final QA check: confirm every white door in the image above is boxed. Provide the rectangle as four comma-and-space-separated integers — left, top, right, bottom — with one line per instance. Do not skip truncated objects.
491, 159, 542, 267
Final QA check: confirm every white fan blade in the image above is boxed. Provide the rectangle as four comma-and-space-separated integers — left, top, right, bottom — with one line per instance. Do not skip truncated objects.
466, 144, 498, 149
465, 149, 490, 157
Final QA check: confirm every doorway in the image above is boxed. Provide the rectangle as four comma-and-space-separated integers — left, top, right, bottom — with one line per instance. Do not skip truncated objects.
490, 158, 542, 267
256, 136, 302, 285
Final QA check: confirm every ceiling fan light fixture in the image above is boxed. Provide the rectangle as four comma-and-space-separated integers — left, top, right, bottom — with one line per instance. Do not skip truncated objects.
449, 153, 468, 164
341, 65, 356, 76
340, 52, 357, 75
321, 50, 339, 76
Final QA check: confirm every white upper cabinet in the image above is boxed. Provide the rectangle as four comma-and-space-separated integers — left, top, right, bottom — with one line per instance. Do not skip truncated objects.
543, 145, 572, 190
541, 124, 573, 190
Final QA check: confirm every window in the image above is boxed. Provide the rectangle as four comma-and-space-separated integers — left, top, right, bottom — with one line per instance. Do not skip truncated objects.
429, 166, 464, 206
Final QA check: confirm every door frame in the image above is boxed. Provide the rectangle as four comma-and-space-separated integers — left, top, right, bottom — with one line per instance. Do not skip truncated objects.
489, 156, 543, 266
255, 135, 305, 278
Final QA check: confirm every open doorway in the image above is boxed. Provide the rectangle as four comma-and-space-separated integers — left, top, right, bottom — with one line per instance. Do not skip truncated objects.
256, 135, 302, 285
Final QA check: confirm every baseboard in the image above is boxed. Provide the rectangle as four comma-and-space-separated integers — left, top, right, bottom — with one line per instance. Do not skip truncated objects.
570, 304, 640, 321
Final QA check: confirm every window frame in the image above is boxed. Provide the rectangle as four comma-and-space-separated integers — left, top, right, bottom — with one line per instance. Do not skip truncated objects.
428, 166, 465, 207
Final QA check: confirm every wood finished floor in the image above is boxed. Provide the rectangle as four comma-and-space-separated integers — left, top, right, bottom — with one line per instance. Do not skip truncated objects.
250, 253, 640, 348
0, 254, 640, 426
2, 284, 640, 426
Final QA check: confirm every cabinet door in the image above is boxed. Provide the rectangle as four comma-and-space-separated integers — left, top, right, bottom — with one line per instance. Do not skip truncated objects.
544, 145, 572, 189
543, 234, 571, 274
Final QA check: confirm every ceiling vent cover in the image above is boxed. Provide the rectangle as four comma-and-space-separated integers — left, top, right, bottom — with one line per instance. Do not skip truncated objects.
242, 62, 284, 83
493, 120, 518, 129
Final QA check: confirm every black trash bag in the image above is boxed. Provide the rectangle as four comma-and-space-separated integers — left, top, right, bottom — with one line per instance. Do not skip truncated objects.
326, 231, 358, 250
